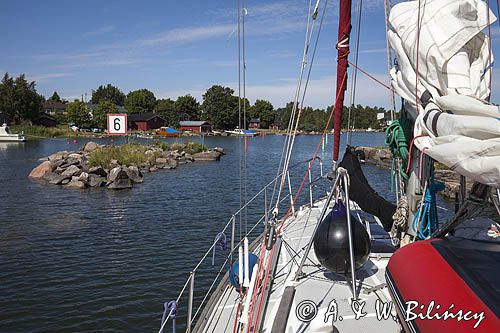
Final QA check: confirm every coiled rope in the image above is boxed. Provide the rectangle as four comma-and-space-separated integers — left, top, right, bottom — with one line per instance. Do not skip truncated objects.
384, 112, 412, 180
412, 178, 444, 239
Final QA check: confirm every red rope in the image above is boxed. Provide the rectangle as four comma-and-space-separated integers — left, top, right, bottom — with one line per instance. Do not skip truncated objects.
405, 134, 428, 174
242, 241, 265, 332
232, 300, 242, 333
248, 245, 273, 331
347, 60, 392, 91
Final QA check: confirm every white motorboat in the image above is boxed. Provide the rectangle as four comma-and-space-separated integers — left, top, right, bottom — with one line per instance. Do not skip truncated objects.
0, 123, 26, 142
224, 128, 259, 137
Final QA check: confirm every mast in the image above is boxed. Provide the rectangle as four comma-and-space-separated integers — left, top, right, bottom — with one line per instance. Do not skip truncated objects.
333, 0, 352, 162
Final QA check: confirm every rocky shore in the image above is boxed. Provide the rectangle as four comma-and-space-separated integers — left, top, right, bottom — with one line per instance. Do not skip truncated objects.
355, 146, 471, 199
29, 141, 224, 190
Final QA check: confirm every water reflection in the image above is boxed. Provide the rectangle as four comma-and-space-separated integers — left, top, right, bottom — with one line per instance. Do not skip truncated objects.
0, 133, 454, 332
0, 141, 25, 150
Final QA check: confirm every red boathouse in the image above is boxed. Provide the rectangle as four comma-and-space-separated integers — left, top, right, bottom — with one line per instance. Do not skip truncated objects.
179, 121, 212, 133
128, 113, 166, 131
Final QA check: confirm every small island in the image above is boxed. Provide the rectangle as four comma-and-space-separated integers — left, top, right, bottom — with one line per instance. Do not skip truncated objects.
29, 141, 224, 190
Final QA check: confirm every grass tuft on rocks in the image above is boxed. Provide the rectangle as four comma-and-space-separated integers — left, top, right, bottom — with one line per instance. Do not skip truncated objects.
87, 141, 208, 169
171, 141, 206, 154
153, 141, 170, 151
88, 144, 162, 169
184, 142, 206, 154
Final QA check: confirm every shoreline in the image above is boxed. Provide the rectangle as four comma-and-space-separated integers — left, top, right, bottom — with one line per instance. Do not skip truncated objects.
355, 146, 471, 200
12, 125, 383, 140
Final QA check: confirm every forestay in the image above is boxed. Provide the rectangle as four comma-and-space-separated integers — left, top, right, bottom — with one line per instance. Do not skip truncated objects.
388, 0, 500, 187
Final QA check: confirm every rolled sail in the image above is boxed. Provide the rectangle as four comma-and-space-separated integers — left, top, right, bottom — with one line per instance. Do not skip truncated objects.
388, 0, 500, 187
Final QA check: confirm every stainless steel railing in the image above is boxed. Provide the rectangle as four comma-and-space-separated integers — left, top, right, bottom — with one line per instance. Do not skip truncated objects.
158, 158, 325, 333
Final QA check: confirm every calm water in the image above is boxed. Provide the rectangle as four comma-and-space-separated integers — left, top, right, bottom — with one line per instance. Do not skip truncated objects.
0, 133, 452, 332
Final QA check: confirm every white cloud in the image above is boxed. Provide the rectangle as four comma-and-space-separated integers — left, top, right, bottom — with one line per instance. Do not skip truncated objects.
360, 48, 387, 54
207, 1, 304, 22
141, 24, 235, 46
157, 87, 206, 101
243, 73, 392, 109
156, 75, 391, 110
29, 1, 316, 73
35, 51, 105, 63
141, 1, 311, 48
263, 50, 298, 59
156, 72, 392, 110
39, 50, 141, 70
28, 73, 71, 83
83, 25, 115, 37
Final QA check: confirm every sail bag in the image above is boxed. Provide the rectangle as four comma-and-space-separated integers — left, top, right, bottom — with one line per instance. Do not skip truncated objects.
339, 148, 396, 231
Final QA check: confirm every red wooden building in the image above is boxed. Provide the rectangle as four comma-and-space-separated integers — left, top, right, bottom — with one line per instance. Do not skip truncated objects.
128, 113, 166, 131
179, 121, 212, 133
270, 121, 281, 131
249, 118, 261, 129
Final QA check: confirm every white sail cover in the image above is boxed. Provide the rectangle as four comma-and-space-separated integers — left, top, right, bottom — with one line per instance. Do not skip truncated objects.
388, 0, 500, 187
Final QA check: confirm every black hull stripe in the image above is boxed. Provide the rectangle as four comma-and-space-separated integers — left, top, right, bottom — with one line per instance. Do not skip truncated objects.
386, 269, 420, 333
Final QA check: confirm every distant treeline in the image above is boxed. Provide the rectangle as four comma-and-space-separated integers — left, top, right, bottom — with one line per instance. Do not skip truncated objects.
0, 73, 388, 131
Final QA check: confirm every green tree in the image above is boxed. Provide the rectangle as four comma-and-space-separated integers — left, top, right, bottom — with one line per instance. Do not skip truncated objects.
66, 100, 92, 127
335, 104, 388, 130
52, 113, 68, 125
49, 91, 62, 103
202, 85, 239, 130
13, 74, 45, 123
93, 100, 118, 129
276, 102, 294, 130
155, 98, 178, 127
175, 94, 200, 120
249, 99, 275, 129
0, 73, 43, 123
300, 107, 329, 132
0, 73, 15, 119
124, 89, 156, 114
91, 84, 126, 106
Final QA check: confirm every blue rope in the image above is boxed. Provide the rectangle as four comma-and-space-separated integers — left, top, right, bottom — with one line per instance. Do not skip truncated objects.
412, 179, 444, 239
160, 301, 177, 333
212, 232, 227, 266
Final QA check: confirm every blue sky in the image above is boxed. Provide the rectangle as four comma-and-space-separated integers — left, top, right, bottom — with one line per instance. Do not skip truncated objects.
1, 0, 499, 109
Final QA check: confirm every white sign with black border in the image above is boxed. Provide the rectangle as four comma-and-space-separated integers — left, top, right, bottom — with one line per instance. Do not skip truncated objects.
107, 114, 128, 136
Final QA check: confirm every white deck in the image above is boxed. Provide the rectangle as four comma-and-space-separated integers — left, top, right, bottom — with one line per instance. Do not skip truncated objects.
196, 198, 401, 333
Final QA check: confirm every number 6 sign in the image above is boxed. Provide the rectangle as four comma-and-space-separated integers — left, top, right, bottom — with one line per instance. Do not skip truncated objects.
107, 114, 128, 136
